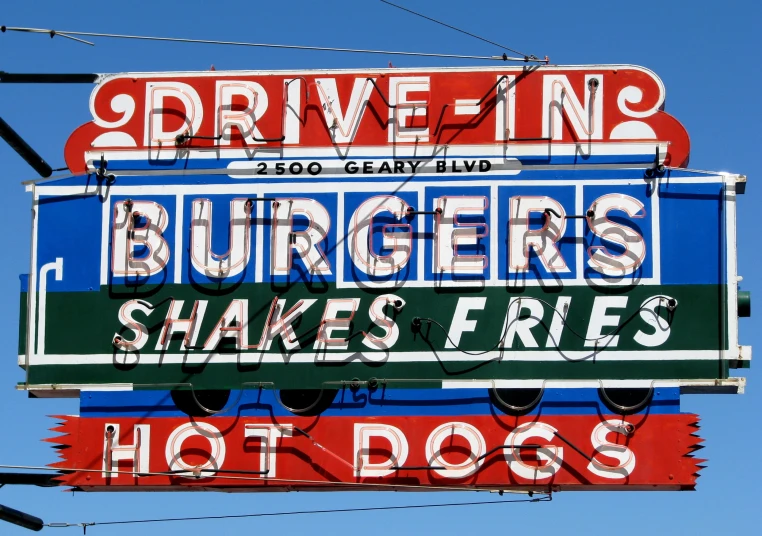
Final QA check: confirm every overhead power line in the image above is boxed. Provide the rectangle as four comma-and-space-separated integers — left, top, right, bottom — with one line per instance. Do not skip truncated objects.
0, 463, 535, 493
380, 1, 544, 61
0, 26, 545, 63
0, 71, 98, 83
47, 496, 550, 530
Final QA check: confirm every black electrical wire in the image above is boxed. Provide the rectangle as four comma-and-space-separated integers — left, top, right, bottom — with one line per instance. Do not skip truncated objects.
380, 0, 541, 61
47, 496, 550, 529
415, 295, 675, 360
416, 316, 511, 356
514, 295, 674, 344
0, 114, 53, 177
0, 26, 538, 62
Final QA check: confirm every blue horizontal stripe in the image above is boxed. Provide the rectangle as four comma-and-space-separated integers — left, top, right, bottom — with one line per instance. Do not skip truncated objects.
44, 168, 721, 188
79, 387, 681, 418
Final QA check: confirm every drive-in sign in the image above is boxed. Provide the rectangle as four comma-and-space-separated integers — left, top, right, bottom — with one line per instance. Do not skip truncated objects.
19, 65, 747, 394
63, 65, 691, 174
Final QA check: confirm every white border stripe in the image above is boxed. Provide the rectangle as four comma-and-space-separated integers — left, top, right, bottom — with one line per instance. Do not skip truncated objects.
442, 378, 744, 390
651, 178, 661, 284
100, 199, 109, 285
173, 194, 183, 283
82, 141, 669, 168
18, 378, 746, 394
22, 349, 734, 365
726, 174, 739, 355
36, 176, 728, 198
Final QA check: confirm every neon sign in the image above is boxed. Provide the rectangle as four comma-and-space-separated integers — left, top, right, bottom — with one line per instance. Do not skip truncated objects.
50, 389, 704, 491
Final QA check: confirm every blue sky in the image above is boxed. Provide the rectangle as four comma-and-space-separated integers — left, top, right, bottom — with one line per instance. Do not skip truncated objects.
0, 0, 760, 533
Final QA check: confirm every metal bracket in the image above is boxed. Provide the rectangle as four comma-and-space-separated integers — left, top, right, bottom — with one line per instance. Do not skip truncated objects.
175, 133, 222, 145
95, 153, 115, 183
244, 198, 281, 212
0, 114, 53, 178
644, 145, 666, 178
544, 207, 594, 220
175, 130, 286, 145
406, 206, 443, 217
0, 71, 99, 84
735, 174, 747, 195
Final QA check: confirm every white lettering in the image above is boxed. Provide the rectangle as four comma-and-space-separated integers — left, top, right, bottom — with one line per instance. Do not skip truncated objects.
102, 423, 150, 478
389, 76, 430, 143
315, 298, 360, 351
114, 300, 152, 351
587, 420, 636, 479
585, 296, 628, 347
545, 296, 571, 349
203, 299, 249, 351
272, 199, 331, 276
509, 196, 569, 273
264, 299, 318, 351
435, 196, 488, 274
504, 297, 544, 348
145, 82, 204, 144
587, 194, 647, 277
362, 294, 405, 350
349, 195, 412, 277
155, 300, 208, 351
316, 78, 375, 143
633, 296, 673, 347
190, 198, 251, 278
111, 201, 170, 277
504, 422, 563, 480
243, 424, 293, 478
425, 422, 485, 478
354, 423, 409, 477
445, 297, 487, 348
165, 422, 226, 479
283, 78, 302, 145
495, 74, 516, 141
215, 81, 269, 145
542, 74, 603, 141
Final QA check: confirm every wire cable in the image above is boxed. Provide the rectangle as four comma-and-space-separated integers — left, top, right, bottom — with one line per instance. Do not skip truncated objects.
380, 0, 544, 61
0, 26, 538, 62
414, 295, 676, 361
46, 496, 550, 529
0, 464, 534, 494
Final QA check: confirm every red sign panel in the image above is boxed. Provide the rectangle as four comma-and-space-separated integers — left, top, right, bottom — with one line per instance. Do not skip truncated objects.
64, 65, 690, 174
50, 414, 704, 491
